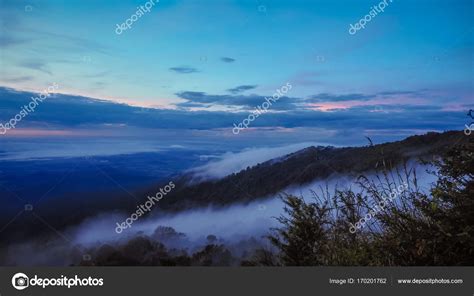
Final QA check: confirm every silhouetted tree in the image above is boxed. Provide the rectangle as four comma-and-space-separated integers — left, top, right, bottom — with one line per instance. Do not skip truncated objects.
266, 141, 474, 266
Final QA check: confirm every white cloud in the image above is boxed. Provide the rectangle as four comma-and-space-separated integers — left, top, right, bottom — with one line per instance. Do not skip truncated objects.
189, 142, 334, 180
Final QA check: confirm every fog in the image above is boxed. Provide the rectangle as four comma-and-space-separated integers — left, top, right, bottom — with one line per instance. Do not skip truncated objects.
1, 161, 436, 266
189, 142, 334, 180
1, 197, 285, 266
72, 197, 285, 245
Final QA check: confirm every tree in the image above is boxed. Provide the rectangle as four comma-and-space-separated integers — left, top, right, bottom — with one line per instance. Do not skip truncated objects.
266, 141, 474, 266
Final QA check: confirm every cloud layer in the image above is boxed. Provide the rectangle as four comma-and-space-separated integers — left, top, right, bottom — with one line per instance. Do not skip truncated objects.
0, 87, 470, 135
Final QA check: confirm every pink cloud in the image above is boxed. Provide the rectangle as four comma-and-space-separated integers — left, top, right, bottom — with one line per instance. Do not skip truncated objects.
306, 94, 430, 111
1, 129, 96, 137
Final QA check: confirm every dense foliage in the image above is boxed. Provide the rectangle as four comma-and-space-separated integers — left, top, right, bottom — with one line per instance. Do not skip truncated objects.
257, 140, 473, 266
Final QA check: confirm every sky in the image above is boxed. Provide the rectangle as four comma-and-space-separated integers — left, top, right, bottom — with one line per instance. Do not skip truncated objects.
0, 0, 473, 146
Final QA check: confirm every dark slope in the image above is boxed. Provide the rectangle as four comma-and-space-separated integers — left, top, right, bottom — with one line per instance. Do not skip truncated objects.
144, 131, 468, 211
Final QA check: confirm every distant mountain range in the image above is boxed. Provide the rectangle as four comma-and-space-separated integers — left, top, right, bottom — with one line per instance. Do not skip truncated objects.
147, 131, 468, 211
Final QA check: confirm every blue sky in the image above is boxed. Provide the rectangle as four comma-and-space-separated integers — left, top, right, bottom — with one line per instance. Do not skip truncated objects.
0, 0, 473, 145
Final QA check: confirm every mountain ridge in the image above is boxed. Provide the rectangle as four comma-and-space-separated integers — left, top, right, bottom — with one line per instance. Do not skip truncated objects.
143, 130, 468, 212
